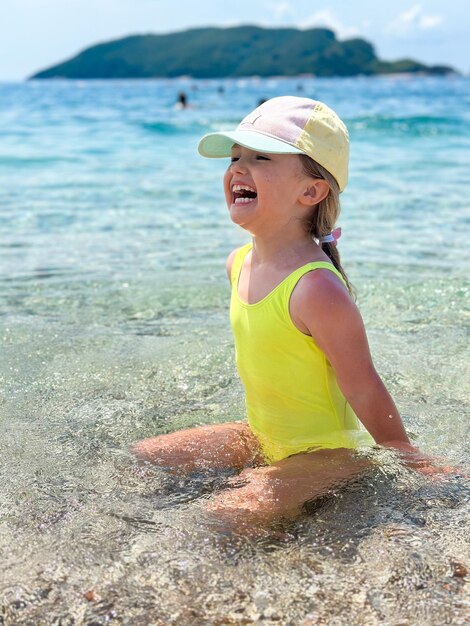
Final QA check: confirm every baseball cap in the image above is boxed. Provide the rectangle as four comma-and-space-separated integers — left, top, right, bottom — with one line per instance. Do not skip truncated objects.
198, 96, 349, 192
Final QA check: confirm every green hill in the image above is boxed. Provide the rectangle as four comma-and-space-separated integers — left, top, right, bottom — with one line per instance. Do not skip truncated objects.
30, 25, 456, 79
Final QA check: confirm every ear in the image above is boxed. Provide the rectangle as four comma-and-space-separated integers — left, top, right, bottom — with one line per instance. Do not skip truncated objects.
299, 180, 330, 207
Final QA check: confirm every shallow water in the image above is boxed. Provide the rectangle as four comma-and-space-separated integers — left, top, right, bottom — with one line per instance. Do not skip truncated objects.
0, 77, 469, 624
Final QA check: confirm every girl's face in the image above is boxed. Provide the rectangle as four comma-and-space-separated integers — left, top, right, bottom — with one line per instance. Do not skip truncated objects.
223, 145, 315, 235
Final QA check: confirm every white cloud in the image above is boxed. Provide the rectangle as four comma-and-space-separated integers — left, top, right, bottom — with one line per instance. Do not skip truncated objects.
420, 15, 443, 30
386, 4, 443, 35
301, 10, 360, 39
268, 2, 295, 21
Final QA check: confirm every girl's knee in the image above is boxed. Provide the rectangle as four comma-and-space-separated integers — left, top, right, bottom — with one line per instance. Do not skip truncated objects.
130, 431, 194, 467
130, 435, 170, 465
130, 421, 263, 472
205, 477, 278, 526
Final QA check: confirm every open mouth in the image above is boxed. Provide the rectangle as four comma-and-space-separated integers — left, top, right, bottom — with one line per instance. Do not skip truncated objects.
232, 184, 257, 204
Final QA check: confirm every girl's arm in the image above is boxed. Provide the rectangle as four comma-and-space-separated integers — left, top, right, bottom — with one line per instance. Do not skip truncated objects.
290, 270, 454, 474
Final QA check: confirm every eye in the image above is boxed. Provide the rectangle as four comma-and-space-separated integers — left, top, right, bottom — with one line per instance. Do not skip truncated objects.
256, 155, 270, 160
230, 157, 239, 163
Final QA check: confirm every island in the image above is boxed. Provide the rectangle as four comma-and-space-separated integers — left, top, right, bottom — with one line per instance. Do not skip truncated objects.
30, 25, 456, 79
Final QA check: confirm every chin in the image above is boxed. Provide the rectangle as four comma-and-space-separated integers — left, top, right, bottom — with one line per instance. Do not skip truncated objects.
228, 204, 253, 225
231, 219, 257, 238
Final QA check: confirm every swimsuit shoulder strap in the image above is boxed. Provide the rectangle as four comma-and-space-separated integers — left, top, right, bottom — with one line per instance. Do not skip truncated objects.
285, 261, 347, 292
230, 242, 253, 287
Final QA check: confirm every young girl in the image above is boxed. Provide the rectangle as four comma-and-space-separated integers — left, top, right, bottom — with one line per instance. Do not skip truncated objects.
133, 96, 444, 528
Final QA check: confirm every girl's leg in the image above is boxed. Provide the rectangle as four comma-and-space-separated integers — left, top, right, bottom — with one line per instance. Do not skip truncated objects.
131, 421, 263, 473
205, 447, 370, 531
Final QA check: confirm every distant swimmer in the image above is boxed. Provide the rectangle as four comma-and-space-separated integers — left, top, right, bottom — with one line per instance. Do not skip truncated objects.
175, 91, 188, 109
175, 91, 196, 110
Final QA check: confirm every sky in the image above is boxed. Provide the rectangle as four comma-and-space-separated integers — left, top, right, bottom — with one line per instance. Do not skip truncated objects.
1, 0, 468, 80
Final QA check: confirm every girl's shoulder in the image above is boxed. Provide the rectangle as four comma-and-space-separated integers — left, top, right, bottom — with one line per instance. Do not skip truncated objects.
291, 266, 353, 311
290, 267, 359, 336
225, 243, 252, 282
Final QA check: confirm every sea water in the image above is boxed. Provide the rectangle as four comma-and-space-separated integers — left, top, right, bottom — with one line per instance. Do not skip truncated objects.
0, 77, 469, 624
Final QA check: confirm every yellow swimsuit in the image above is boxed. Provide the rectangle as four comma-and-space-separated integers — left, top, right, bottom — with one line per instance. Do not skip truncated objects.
230, 243, 373, 463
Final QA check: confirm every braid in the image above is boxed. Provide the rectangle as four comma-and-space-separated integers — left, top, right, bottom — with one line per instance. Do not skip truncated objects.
299, 154, 355, 298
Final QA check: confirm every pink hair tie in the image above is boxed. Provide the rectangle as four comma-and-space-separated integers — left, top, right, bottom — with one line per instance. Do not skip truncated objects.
319, 227, 342, 246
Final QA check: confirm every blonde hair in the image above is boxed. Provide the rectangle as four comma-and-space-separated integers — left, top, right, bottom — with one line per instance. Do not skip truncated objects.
299, 154, 355, 297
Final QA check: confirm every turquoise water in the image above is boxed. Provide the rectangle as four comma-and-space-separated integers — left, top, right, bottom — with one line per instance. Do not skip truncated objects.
0, 77, 469, 624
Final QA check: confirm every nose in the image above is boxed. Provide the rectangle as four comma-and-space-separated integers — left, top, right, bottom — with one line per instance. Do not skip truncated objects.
229, 157, 248, 174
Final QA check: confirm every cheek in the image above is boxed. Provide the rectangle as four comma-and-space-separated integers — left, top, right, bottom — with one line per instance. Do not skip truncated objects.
260, 170, 277, 186
223, 170, 232, 203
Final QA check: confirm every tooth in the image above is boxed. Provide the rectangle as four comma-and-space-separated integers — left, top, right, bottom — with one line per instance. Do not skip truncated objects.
234, 197, 253, 204
232, 184, 255, 193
